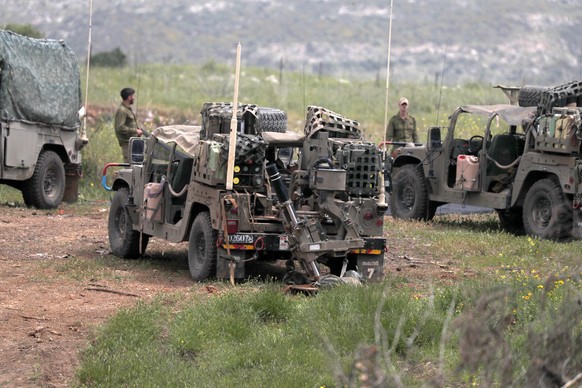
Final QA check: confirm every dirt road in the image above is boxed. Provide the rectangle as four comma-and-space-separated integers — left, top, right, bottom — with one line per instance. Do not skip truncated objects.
0, 203, 201, 386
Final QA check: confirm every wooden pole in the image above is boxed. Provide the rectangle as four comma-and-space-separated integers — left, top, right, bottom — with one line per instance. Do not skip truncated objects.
226, 43, 241, 191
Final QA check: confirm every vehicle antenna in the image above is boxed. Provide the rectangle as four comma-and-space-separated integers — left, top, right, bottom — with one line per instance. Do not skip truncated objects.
226, 42, 242, 191
378, 0, 394, 208
382, 0, 394, 145
302, 62, 306, 113
80, 0, 93, 145
135, 56, 142, 130
435, 42, 448, 126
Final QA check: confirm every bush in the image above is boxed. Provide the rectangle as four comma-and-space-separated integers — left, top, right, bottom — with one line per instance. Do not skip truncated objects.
91, 47, 127, 68
3, 24, 44, 38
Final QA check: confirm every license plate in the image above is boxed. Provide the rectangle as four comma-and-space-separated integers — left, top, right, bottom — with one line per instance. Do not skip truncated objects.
228, 234, 254, 244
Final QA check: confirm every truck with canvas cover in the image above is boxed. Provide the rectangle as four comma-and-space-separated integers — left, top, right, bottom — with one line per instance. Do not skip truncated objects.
103, 103, 388, 284
0, 30, 86, 209
389, 80, 582, 241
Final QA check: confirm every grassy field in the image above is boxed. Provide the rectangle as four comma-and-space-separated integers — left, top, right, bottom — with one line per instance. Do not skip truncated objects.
76, 216, 582, 387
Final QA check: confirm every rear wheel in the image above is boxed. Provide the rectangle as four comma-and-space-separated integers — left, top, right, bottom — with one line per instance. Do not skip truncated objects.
188, 211, 218, 281
390, 164, 435, 221
523, 179, 571, 240
22, 150, 65, 209
108, 187, 149, 258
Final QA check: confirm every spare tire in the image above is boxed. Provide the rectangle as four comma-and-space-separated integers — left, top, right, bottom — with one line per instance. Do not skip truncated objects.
518, 86, 547, 107
257, 107, 287, 133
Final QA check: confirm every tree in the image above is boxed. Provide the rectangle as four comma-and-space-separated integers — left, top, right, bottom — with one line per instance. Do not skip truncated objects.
91, 47, 127, 68
3, 24, 44, 38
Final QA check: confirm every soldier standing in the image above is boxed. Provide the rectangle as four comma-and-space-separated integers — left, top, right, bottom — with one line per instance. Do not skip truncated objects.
114, 87, 143, 162
386, 97, 418, 143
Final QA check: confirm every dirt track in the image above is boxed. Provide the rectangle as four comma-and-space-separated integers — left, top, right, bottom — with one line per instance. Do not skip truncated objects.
0, 203, 460, 387
0, 203, 200, 386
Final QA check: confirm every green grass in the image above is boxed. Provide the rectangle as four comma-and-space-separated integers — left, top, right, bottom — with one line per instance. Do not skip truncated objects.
76, 271, 582, 387
385, 215, 582, 273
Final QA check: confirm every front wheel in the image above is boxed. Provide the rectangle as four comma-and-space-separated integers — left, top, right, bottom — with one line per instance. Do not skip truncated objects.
188, 211, 218, 281
390, 164, 435, 221
108, 187, 149, 258
523, 178, 572, 240
22, 150, 65, 209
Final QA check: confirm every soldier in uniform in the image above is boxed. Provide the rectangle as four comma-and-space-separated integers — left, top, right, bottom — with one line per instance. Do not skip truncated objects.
114, 87, 143, 162
386, 97, 418, 143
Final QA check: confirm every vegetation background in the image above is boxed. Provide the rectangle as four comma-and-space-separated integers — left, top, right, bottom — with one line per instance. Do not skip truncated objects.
1, 0, 582, 85
0, 51, 578, 388
1, 8, 581, 385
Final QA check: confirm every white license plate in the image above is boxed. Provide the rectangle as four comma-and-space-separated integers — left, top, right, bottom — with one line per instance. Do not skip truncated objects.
228, 234, 254, 244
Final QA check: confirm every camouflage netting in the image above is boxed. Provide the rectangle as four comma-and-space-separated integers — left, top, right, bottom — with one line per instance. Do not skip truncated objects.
0, 30, 82, 130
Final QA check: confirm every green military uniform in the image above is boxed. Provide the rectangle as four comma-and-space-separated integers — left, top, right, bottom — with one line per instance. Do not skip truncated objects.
386, 114, 418, 143
114, 103, 139, 162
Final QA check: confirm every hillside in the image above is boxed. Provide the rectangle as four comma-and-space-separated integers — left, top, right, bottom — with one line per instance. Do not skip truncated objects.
1, 0, 581, 85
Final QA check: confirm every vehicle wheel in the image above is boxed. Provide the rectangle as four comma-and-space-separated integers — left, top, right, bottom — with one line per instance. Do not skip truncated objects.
22, 150, 65, 209
108, 187, 149, 258
497, 208, 525, 235
257, 107, 287, 133
390, 164, 435, 221
523, 178, 572, 240
518, 86, 547, 107
188, 211, 218, 281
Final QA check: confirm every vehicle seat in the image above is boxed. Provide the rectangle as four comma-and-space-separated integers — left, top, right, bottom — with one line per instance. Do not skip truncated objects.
171, 157, 194, 195
450, 139, 469, 162
486, 134, 519, 191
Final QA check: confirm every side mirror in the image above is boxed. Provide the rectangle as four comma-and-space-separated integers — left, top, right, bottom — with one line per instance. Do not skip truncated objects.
428, 127, 442, 151
129, 137, 145, 164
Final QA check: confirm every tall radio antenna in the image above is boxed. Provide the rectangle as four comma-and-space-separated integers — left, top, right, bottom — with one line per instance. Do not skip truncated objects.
382, 0, 394, 144
80, 0, 93, 144
435, 43, 448, 126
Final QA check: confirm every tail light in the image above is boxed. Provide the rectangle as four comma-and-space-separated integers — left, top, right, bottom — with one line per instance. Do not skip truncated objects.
226, 219, 238, 234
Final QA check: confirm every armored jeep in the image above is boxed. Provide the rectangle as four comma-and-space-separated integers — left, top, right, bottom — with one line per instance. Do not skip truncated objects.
0, 30, 86, 209
389, 80, 582, 240
103, 103, 387, 282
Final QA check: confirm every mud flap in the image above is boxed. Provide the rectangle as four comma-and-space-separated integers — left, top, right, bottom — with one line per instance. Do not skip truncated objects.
356, 253, 384, 282
63, 163, 81, 203
572, 208, 582, 239
216, 249, 246, 280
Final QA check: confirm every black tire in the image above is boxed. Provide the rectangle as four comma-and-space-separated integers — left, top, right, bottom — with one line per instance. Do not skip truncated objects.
390, 164, 435, 221
257, 107, 287, 133
497, 208, 525, 235
108, 187, 149, 259
22, 150, 65, 209
523, 178, 572, 240
518, 86, 547, 107
188, 211, 218, 281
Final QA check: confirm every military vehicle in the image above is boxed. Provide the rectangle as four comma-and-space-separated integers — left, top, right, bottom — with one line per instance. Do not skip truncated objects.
0, 30, 86, 209
389, 80, 582, 241
103, 103, 387, 283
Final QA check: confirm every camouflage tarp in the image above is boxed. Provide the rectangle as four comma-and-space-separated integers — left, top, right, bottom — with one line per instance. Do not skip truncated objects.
0, 30, 81, 130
